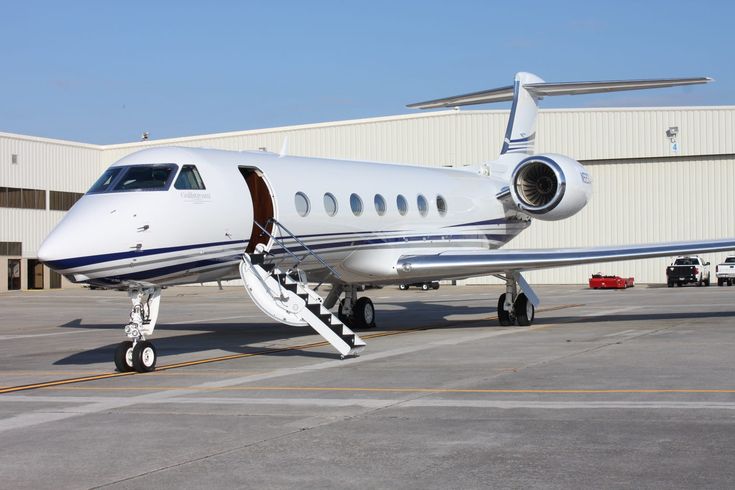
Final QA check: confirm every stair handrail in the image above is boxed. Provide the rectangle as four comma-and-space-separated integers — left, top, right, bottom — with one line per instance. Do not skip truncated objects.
252, 219, 341, 280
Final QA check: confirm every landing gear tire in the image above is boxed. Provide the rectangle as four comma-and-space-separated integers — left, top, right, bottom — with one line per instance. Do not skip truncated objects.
114, 341, 135, 372
514, 293, 534, 326
353, 297, 376, 330
497, 294, 513, 326
132, 340, 157, 373
421, 283, 430, 291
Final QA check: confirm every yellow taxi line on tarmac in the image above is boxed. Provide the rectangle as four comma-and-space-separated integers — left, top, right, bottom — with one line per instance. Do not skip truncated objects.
0, 331, 420, 395
0, 304, 582, 395
0, 371, 139, 394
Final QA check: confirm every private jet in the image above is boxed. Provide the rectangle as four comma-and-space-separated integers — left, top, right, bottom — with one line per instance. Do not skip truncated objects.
38, 72, 735, 373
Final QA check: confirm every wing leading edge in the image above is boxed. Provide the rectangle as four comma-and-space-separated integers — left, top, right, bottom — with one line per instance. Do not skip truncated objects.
396, 239, 735, 280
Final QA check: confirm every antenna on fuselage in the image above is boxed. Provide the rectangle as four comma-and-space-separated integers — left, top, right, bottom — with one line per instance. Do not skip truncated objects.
279, 136, 289, 158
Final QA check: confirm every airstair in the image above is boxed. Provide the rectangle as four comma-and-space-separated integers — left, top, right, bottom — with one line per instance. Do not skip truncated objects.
239, 219, 365, 358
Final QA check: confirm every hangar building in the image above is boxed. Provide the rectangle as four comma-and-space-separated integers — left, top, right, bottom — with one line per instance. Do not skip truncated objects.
1, 106, 734, 291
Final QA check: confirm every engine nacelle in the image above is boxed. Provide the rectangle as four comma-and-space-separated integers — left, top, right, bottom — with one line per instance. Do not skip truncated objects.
509, 153, 592, 221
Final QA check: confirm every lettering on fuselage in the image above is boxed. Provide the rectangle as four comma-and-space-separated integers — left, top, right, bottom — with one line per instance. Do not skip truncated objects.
180, 191, 212, 202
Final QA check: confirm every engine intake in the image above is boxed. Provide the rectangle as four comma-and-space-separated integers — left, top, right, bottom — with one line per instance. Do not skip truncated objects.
513, 157, 564, 211
509, 154, 591, 221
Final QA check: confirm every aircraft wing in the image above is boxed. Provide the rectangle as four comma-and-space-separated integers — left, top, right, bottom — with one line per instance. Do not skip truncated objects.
396, 239, 735, 279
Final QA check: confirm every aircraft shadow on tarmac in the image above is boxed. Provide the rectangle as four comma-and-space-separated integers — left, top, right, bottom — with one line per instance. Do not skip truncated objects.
52, 301, 735, 366
52, 300, 494, 366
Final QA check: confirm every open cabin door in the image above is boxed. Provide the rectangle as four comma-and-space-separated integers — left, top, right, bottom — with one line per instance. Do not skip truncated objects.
239, 167, 275, 254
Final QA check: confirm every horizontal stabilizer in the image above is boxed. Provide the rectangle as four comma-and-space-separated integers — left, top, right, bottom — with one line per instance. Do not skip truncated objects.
406, 85, 515, 109
407, 77, 712, 109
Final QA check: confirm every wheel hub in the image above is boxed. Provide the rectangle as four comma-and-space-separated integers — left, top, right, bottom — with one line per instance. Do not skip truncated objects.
141, 347, 155, 367
364, 304, 374, 324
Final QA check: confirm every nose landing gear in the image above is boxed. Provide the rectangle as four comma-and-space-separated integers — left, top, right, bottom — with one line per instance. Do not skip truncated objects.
114, 287, 161, 373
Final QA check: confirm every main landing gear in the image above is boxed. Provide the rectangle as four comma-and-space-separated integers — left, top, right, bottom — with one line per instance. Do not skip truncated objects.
114, 287, 161, 373
496, 273, 536, 327
324, 284, 376, 330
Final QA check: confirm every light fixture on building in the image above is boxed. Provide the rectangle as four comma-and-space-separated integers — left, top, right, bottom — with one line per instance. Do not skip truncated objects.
666, 126, 679, 141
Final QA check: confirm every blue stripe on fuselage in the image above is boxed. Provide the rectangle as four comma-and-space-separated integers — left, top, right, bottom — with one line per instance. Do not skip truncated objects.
88, 232, 514, 284
44, 239, 248, 271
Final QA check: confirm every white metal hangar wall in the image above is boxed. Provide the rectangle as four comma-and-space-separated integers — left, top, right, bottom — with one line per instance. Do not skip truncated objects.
1, 106, 734, 290
0, 133, 101, 292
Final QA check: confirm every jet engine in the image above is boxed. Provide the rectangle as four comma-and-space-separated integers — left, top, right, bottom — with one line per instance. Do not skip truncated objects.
509, 153, 592, 221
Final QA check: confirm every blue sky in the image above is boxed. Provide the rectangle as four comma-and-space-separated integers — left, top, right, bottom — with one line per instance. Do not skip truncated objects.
2, 0, 733, 144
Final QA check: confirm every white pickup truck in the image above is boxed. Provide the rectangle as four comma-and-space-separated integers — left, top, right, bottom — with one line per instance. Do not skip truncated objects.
666, 256, 710, 287
716, 256, 735, 286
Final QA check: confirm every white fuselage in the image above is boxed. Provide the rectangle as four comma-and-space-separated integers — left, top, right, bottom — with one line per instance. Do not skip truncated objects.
39, 146, 530, 288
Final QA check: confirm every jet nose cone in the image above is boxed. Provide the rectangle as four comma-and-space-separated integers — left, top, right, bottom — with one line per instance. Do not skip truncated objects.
37, 233, 62, 268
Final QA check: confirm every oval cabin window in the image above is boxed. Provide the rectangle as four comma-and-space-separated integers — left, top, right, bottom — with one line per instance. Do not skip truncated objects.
324, 193, 338, 216
350, 193, 363, 216
436, 195, 447, 216
295, 192, 310, 217
396, 195, 408, 216
374, 194, 387, 216
417, 194, 428, 217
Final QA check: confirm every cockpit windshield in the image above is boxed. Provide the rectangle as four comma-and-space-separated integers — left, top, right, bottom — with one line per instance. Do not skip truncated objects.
87, 164, 178, 194
88, 167, 123, 193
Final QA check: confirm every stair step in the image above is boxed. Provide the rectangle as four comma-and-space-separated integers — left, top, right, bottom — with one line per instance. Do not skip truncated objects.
249, 253, 265, 265
341, 334, 356, 347
261, 263, 276, 273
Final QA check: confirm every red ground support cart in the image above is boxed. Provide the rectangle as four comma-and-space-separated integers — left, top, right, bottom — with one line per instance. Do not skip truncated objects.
589, 273, 635, 289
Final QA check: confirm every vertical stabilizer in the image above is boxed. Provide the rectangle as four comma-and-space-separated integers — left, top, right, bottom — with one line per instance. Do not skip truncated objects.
500, 72, 544, 155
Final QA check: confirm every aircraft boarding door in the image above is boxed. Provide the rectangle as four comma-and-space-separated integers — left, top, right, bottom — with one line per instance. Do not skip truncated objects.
239, 167, 276, 254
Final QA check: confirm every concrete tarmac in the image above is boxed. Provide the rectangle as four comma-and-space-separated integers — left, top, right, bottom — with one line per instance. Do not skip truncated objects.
0, 284, 734, 489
